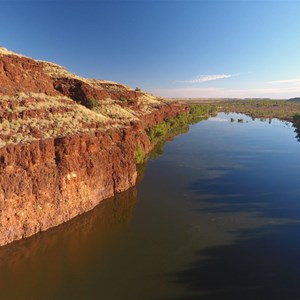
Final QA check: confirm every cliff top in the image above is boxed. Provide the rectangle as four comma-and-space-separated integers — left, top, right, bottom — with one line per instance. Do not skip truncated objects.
0, 47, 169, 147
0, 46, 26, 57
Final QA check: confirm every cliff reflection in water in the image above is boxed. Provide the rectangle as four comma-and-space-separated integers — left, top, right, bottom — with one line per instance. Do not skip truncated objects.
0, 111, 215, 300
0, 187, 137, 299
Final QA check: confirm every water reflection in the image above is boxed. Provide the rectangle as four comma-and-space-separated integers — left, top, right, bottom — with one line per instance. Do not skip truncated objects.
162, 113, 300, 299
167, 222, 300, 300
0, 188, 137, 300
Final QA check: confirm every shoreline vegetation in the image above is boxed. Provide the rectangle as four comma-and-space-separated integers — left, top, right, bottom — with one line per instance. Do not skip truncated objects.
136, 98, 300, 168
175, 98, 300, 121
176, 99, 300, 140
135, 104, 217, 164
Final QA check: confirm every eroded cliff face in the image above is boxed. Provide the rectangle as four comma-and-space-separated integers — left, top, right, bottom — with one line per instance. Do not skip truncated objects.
0, 47, 189, 246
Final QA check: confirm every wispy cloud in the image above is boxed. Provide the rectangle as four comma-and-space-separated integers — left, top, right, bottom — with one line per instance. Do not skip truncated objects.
268, 78, 300, 84
177, 74, 239, 84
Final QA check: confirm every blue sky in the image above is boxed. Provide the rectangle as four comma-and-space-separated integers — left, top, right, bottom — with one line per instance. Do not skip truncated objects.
1, 0, 300, 99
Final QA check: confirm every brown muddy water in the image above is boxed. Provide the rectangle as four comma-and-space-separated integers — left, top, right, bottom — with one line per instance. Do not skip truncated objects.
1, 112, 300, 300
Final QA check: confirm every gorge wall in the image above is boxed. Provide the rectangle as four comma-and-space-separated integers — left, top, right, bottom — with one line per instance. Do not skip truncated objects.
0, 48, 189, 246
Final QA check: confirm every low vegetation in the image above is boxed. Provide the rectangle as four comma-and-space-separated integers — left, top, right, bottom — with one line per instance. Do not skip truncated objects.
135, 147, 146, 164
184, 99, 300, 145
85, 98, 99, 109
293, 114, 300, 141
147, 114, 189, 145
119, 96, 127, 102
141, 104, 217, 161
188, 104, 217, 123
214, 100, 300, 121
147, 104, 216, 146
0, 93, 110, 145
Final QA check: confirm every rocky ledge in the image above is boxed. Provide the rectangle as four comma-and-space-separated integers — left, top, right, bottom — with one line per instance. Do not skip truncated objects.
0, 47, 189, 246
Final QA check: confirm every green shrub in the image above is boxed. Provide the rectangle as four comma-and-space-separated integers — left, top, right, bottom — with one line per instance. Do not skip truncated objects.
293, 114, 300, 123
86, 99, 99, 109
146, 104, 216, 146
135, 147, 146, 164
188, 104, 217, 124
147, 114, 189, 145
119, 96, 127, 102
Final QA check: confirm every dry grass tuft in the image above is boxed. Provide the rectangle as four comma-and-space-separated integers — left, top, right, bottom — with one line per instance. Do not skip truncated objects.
0, 47, 170, 148
0, 47, 26, 57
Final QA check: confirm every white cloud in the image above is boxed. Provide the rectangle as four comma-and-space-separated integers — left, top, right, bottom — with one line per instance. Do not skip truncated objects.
177, 74, 238, 83
268, 78, 300, 84
151, 74, 300, 99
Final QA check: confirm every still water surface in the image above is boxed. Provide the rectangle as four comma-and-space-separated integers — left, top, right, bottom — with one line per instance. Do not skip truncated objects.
1, 113, 300, 299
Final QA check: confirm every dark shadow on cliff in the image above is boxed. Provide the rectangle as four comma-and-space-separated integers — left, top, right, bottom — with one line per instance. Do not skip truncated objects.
166, 222, 300, 300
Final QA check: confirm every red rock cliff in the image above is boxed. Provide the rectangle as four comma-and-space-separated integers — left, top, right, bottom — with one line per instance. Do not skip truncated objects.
0, 47, 189, 246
